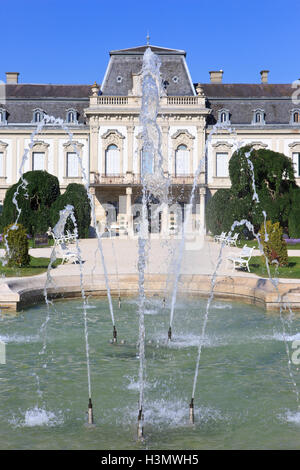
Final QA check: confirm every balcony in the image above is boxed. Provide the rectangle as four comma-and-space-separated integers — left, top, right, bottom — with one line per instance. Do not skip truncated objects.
90, 172, 198, 186
86, 95, 209, 116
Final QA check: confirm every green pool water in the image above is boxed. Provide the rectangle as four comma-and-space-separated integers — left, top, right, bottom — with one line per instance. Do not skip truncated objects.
0, 296, 300, 450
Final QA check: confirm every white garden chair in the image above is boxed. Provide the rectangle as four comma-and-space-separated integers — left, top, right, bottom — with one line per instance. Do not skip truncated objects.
225, 232, 239, 247
227, 244, 254, 272
214, 231, 227, 243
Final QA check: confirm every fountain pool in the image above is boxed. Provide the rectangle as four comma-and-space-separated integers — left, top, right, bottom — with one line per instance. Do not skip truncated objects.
0, 296, 300, 450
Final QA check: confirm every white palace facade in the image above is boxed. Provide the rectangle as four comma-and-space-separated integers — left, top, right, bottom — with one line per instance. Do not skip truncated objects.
0, 44, 300, 234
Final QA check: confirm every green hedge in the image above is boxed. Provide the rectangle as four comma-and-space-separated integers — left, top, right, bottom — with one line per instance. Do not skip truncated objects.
50, 183, 91, 238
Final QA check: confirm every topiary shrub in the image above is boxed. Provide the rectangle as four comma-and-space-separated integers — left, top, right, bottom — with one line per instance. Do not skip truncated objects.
259, 220, 288, 267
50, 183, 91, 238
288, 188, 300, 238
3, 223, 30, 267
0, 171, 60, 236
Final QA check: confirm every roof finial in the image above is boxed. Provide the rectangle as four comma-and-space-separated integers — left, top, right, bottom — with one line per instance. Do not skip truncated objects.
146, 31, 150, 45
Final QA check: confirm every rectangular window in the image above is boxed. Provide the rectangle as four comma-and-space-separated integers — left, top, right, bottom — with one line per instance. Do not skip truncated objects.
67, 152, 79, 177
216, 152, 229, 177
175, 148, 190, 176
32, 152, 45, 171
292, 153, 300, 177
0, 152, 3, 177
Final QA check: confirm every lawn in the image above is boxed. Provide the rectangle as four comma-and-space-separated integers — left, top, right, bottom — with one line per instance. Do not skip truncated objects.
249, 256, 300, 279
0, 256, 61, 277
237, 240, 300, 251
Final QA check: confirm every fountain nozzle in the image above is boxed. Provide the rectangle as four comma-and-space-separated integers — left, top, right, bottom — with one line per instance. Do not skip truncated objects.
118, 296, 121, 309
189, 398, 194, 424
88, 398, 94, 425
113, 325, 117, 343
137, 408, 144, 440
168, 326, 172, 341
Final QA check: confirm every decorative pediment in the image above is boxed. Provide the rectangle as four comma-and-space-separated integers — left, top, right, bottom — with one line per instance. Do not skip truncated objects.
0, 140, 8, 150
171, 129, 195, 140
249, 141, 268, 150
212, 141, 233, 149
32, 140, 50, 151
101, 129, 125, 140
63, 140, 83, 150
289, 141, 300, 149
101, 129, 125, 150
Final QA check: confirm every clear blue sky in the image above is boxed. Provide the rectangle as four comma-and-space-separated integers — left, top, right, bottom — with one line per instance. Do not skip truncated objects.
1, 0, 299, 85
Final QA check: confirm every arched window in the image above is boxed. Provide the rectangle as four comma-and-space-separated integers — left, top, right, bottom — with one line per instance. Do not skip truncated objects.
293, 112, 300, 123
0, 109, 6, 124
140, 148, 154, 175
252, 109, 265, 125
175, 144, 190, 176
105, 144, 120, 175
218, 109, 230, 124
33, 110, 43, 123
220, 112, 227, 123
66, 109, 77, 124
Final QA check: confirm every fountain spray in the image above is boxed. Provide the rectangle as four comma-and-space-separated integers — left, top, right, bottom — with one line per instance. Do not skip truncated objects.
135, 46, 170, 440
189, 398, 194, 424
137, 407, 144, 440
88, 398, 94, 425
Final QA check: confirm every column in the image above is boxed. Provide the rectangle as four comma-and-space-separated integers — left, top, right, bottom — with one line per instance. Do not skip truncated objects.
161, 123, 169, 176
126, 124, 134, 179
197, 118, 206, 184
89, 116, 99, 176
199, 187, 206, 235
126, 187, 133, 237
160, 202, 169, 239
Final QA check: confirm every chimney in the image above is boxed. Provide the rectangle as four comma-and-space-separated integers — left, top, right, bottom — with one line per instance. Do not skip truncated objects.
6, 72, 19, 84
260, 70, 269, 84
209, 70, 223, 83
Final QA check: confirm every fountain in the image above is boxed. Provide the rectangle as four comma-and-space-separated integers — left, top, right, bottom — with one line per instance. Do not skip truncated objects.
0, 46, 300, 450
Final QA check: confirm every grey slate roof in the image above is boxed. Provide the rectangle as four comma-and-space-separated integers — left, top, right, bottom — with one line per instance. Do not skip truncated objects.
1, 84, 90, 124
101, 44, 195, 96
200, 84, 298, 125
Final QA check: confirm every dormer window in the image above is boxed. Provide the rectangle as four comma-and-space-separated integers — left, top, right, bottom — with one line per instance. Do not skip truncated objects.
252, 109, 265, 125
218, 109, 230, 124
0, 108, 7, 125
292, 111, 300, 124
290, 109, 300, 125
66, 109, 78, 124
32, 109, 44, 123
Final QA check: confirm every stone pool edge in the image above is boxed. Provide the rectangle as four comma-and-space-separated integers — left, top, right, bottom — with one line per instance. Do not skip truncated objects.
0, 273, 300, 312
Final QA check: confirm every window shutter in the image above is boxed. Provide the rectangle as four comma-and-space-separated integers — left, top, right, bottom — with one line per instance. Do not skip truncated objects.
176, 146, 189, 175
32, 152, 45, 171
106, 146, 120, 175
216, 152, 229, 177
292, 153, 300, 177
67, 152, 79, 177
0, 152, 3, 177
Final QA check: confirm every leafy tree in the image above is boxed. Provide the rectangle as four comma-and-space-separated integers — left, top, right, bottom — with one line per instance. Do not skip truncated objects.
206, 146, 299, 237
0, 171, 60, 236
50, 183, 91, 238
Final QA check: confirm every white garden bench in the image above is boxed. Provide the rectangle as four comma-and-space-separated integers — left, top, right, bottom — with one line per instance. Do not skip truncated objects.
60, 248, 80, 265
227, 244, 254, 272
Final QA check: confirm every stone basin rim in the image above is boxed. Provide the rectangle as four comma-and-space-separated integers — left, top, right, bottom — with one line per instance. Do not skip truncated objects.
0, 272, 300, 313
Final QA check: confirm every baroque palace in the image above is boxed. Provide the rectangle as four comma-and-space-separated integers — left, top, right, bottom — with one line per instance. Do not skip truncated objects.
0, 43, 300, 235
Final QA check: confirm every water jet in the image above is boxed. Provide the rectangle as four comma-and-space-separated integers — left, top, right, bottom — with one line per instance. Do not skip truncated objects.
88, 398, 94, 425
